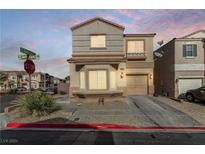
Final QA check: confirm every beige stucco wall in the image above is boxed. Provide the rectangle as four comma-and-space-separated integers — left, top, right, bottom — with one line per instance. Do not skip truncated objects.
72, 20, 124, 53
175, 39, 204, 64
124, 36, 154, 62
124, 36, 155, 95
69, 62, 127, 98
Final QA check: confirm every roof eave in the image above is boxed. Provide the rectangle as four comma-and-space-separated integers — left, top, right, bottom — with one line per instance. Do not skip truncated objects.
70, 17, 125, 31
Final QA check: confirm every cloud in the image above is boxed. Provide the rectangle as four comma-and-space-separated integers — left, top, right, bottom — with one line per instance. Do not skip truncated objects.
36, 57, 68, 70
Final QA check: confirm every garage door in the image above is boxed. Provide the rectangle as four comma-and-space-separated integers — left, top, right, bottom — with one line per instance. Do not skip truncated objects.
127, 75, 148, 95
178, 78, 202, 94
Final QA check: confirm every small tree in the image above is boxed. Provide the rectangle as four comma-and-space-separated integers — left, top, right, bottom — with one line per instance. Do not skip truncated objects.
0, 72, 8, 88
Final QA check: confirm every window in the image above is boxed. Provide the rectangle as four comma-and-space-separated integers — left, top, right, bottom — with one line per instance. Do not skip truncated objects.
183, 44, 197, 57
110, 71, 116, 89
88, 70, 107, 90
80, 72, 85, 89
90, 35, 106, 48
127, 40, 144, 53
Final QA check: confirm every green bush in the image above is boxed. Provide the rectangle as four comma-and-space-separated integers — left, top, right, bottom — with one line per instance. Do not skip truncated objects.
16, 91, 56, 117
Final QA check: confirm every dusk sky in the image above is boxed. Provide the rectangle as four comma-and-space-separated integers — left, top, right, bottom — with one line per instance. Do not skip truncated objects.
1, 9, 205, 78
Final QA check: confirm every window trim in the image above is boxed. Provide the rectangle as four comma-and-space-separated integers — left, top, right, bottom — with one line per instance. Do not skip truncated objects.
183, 44, 197, 58
87, 69, 108, 90
126, 39, 145, 54
90, 34, 106, 49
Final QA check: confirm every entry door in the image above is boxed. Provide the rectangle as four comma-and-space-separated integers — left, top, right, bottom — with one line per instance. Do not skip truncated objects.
127, 75, 148, 95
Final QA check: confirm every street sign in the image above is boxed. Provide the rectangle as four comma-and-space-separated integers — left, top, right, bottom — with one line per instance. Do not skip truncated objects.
24, 59, 35, 75
18, 54, 40, 60
20, 47, 36, 56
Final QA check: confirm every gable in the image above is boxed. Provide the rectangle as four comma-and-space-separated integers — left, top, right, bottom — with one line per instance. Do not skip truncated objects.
182, 30, 205, 38
72, 19, 124, 35
71, 17, 124, 31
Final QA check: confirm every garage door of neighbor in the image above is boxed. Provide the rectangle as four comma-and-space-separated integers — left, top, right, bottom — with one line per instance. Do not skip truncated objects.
127, 74, 148, 95
178, 78, 202, 94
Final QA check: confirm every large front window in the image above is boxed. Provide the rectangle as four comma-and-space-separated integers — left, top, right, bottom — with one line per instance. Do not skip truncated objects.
127, 40, 144, 53
88, 70, 107, 90
90, 35, 106, 48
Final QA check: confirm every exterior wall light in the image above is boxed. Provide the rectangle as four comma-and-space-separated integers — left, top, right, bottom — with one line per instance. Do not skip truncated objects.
150, 74, 153, 80
120, 72, 124, 79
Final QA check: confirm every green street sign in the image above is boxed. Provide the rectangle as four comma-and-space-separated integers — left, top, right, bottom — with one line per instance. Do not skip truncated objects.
20, 47, 36, 56
18, 54, 40, 60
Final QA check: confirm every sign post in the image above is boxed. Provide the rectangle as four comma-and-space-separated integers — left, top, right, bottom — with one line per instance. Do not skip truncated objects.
20, 47, 39, 92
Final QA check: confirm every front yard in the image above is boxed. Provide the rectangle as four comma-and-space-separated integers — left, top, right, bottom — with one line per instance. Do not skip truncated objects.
3, 94, 205, 128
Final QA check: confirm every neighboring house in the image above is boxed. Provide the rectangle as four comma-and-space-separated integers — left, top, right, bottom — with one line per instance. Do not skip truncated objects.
23, 72, 54, 90
68, 17, 155, 102
23, 72, 46, 90
53, 77, 69, 94
0, 71, 56, 91
154, 29, 205, 98
0, 71, 25, 90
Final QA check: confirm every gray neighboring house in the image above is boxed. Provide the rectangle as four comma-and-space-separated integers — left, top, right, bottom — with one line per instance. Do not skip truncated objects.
68, 17, 155, 103
154, 29, 205, 98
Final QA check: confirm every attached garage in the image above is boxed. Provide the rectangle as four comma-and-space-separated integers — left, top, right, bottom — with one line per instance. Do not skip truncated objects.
178, 78, 202, 95
127, 74, 148, 95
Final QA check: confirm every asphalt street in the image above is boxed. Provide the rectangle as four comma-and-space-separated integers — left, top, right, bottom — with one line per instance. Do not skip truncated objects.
0, 95, 17, 113
1, 129, 205, 145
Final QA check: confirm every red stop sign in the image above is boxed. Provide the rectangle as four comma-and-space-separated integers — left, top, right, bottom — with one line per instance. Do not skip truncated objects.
24, 59, 35, 75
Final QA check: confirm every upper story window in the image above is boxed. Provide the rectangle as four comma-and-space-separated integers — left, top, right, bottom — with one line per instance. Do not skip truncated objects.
90, 35, 106, 48
183, 44, 197, 57
127, 40, 145, 53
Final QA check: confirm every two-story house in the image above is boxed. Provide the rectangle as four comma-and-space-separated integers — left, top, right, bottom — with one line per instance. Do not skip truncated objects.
154, 29, 205, 98
68, 17, 155, 103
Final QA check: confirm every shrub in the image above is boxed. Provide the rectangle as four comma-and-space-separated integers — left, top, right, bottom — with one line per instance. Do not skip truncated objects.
16, 91, 56, 117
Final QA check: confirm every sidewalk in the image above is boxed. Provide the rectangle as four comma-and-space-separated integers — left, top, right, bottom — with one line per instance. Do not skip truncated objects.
0, 113, 9, 129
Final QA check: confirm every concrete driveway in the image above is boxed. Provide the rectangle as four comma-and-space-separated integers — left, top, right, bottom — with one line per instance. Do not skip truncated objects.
127, 96, 202, 127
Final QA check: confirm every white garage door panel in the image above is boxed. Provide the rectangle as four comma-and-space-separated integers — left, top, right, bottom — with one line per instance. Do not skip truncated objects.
178, 79, 202, 94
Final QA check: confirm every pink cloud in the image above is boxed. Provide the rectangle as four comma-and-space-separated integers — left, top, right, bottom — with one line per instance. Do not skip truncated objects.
114, 9, 142, 20
36, 57, 67, 70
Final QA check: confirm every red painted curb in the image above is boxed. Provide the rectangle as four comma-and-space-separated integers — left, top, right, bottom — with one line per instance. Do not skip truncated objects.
6, 122, 205, 131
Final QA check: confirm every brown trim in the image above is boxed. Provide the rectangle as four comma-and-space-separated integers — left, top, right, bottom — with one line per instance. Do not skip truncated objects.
72, 52, 125, 57
89, 47, 107, 50
71, 17, 125, 31
124, 33, 156, 37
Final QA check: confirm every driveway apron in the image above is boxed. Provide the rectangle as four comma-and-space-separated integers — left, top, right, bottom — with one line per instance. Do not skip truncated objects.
128, 96, 202, 127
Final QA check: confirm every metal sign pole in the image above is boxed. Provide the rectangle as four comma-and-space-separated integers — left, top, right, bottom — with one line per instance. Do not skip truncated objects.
20, 47, 38, 93
27, 55, 32, 93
